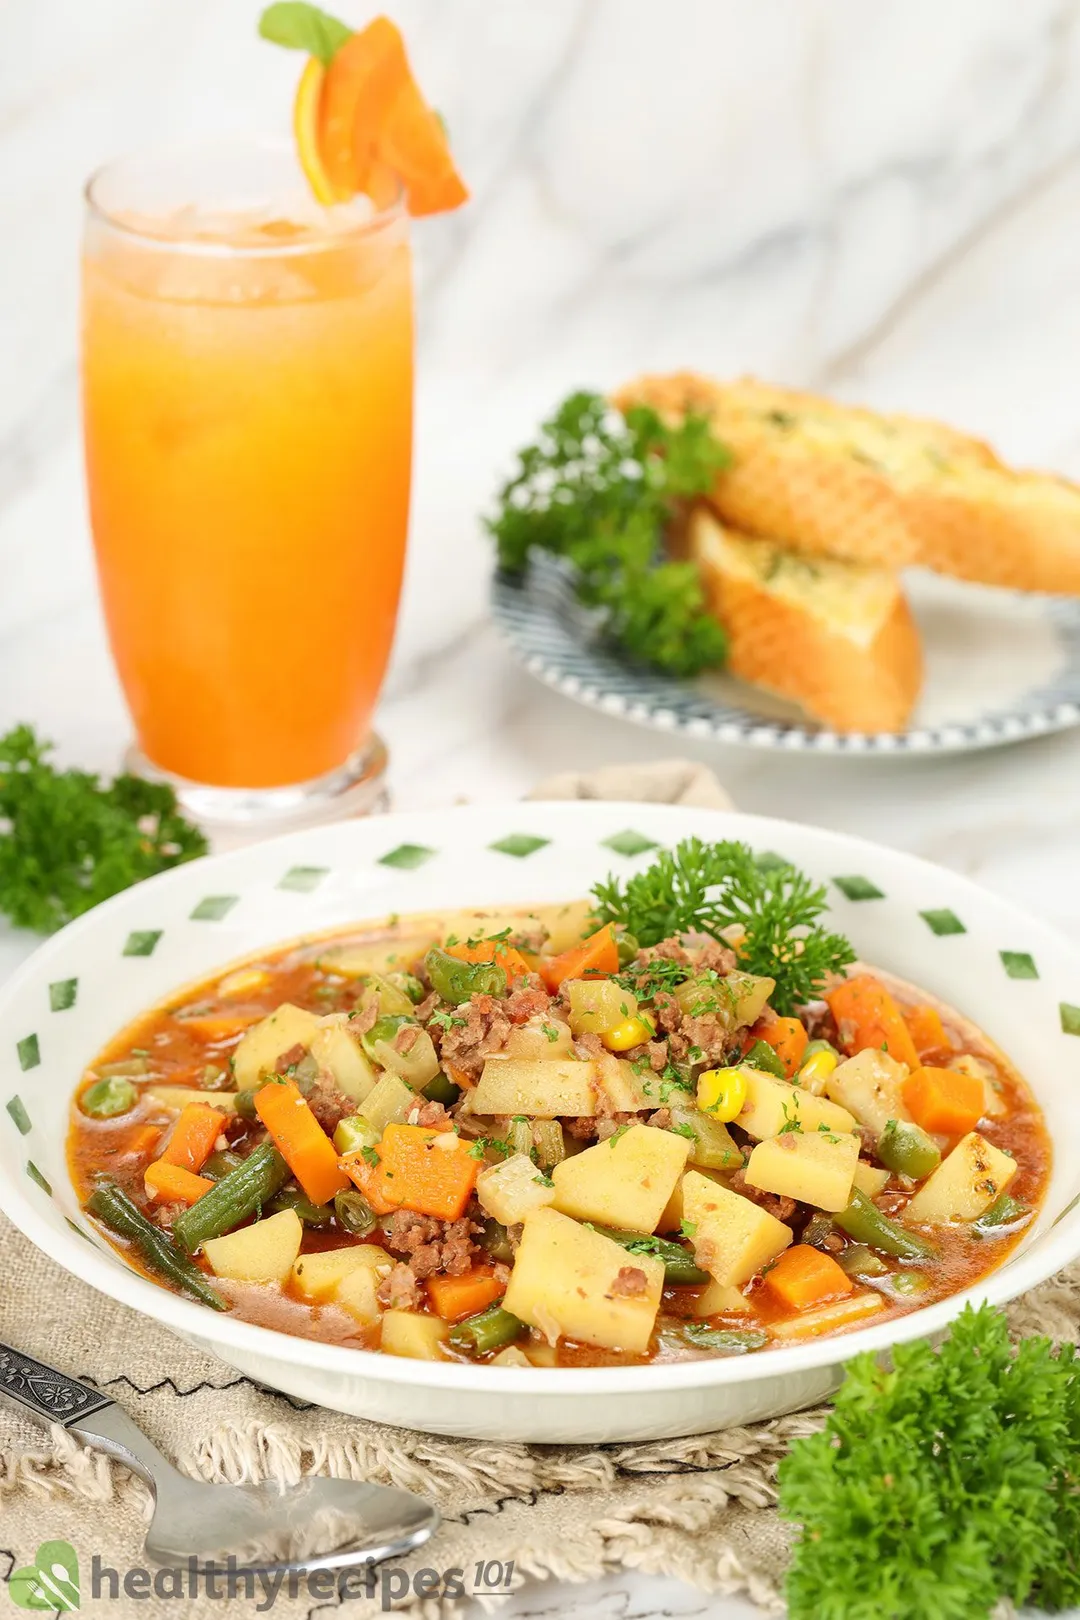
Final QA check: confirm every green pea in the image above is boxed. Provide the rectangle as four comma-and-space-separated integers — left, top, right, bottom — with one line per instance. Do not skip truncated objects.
81, 1077, 138, 1119
615, 930, 640, 969
422, 1073, 462, 1106
360, 1015, 415, 1061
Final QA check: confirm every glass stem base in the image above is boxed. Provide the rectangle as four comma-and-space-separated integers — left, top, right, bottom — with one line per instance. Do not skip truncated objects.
124, 735, 389, 849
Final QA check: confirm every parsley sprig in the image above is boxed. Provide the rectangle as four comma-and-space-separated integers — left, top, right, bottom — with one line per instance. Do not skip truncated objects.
779, 1305, 1080, 1618
488, 391, 730, 677
0, 726, 207, 934
591, 837, 854, 1015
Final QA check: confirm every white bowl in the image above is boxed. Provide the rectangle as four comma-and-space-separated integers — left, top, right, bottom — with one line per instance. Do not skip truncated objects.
1, 802, 1078, 1443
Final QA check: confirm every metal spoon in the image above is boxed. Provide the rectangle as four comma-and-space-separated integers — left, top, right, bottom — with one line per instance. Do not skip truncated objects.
0, 1340, 439, 1573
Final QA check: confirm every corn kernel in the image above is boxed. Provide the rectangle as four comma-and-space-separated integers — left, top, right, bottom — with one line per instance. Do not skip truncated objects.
696, 1066, 748, 1122
797, 1048, 839, 1091
602, 1014, 656, 1052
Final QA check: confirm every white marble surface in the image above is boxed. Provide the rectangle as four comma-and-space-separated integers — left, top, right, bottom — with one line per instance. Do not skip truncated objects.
6, 1, 1080, 1613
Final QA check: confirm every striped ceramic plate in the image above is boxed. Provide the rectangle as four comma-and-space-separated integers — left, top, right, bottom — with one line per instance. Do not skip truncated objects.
491, 556, 1080, 755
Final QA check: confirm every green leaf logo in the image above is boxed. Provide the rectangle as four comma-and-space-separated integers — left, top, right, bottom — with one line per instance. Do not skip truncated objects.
9, 1541, 79, 1610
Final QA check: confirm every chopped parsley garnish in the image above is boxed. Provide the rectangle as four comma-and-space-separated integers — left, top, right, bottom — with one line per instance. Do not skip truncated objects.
679, 1219, 697, 1239
540, 1022, 560, 1043
360, 1145, 380, 1168
607, 1124, 631, 1148
670, 1122, 697, 1141
593, 838, 854, 1015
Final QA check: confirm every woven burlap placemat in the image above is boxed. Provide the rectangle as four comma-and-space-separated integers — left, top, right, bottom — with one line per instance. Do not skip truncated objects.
1, 760, 1074, 1618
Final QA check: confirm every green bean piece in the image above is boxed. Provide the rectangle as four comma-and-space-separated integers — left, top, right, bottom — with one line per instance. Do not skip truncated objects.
202, 1149, 244, 1180
360, 1015, 415, 1062
448, 1306, 525, 1357
837, 1244, 888, 1278
87, 1181, 224, 1311
682, 1324, 769, 1353
615, 929, 640, 969
172, 1143, 290, 1253
80, 1077, 138, 1119
424, 947, 506, 1005
266, 1188, 333, 1226
386, 971, 426, 1005
422, 1072, 462, 1107
975, 1193, 1030, 1235
889, 1271, 931, 1296
592, 1226, 709, 1286
834, 1189, 939, 1261
478, 1217, 514, 1264
233, 1088, 259, 1121
334, 1190, 378, 1236
743, 1040, 787, 1081
877, 1119, 941, 1181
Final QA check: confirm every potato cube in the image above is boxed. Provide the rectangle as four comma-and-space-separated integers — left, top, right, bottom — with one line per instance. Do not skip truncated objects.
291, 1243, 392, 1302
745, 1129, 860, 1213
146, 1085, 238, 1115
232, 1003, 322, 1089
203, 1208, 303, 1284
852, 1161, 890, 1199
595, 1056, 657, 1113
551, 1123, 690, 1232
681, 1170, 792, 1287
476, 1153, 558, 1226
380, 1311, 449, 1360
309, 1017, 377, 1103
904, 1131, 1018, 1224
335, 1266, 381, 1326
566, 979, 637, 1036
737, 1069, 855, 1141
657, 1166, 724, 1233
504, 1019, 575, 1061
503, 1208, 664, 1353
471, 1058, 598, 1118
826, 1048, 912, 1135
692, 1279, 753, 1317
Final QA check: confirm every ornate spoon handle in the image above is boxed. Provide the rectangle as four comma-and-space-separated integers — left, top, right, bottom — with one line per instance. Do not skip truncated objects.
0, 1340, 114, 1427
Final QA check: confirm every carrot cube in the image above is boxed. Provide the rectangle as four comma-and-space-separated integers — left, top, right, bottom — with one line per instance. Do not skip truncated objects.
902, 1065, 983, 1137
765, 1244, 853, 1312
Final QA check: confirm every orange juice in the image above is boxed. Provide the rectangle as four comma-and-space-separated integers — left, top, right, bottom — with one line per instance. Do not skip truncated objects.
81, 154, 413, 792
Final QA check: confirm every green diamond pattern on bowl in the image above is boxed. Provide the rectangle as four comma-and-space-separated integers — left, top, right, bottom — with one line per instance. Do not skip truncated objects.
920, 908, 966, 937
65, 1216, 94, 1245
278, 866, 329, 892
378, 844, 436, 870
489, 834, 550, 858
6, 1096, 30, 1136
601, 830, 658, 857
48, 978, 78, 1012
25, 1161, 51, 1196
1060, 1003, 1080, 1037
190, 895, 239, 922
1001, 951, 1039, 980
16, 1035, 39, 1072
123, 930, 162, 958
833, 875, 885, 902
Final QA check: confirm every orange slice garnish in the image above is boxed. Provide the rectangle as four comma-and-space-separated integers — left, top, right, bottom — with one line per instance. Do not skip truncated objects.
292, 56, 339, 206
289, 14, 468, 217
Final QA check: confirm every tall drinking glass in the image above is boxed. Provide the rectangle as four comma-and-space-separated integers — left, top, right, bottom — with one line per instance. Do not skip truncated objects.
81, 138, 413, 830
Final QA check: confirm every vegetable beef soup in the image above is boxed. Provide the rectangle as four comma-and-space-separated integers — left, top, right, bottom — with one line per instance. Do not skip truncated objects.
68, 842, 1050, 1369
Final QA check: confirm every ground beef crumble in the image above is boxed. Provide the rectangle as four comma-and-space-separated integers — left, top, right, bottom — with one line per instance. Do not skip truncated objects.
610, 1265, 648, 1298
728, 1167, 799, 1227
381, 1210, 480, 1278
306, 1075, 354, 1135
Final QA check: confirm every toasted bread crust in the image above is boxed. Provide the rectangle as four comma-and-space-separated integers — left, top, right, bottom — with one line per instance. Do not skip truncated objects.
618, 372, 1080, 594
687, 509, 923, 733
